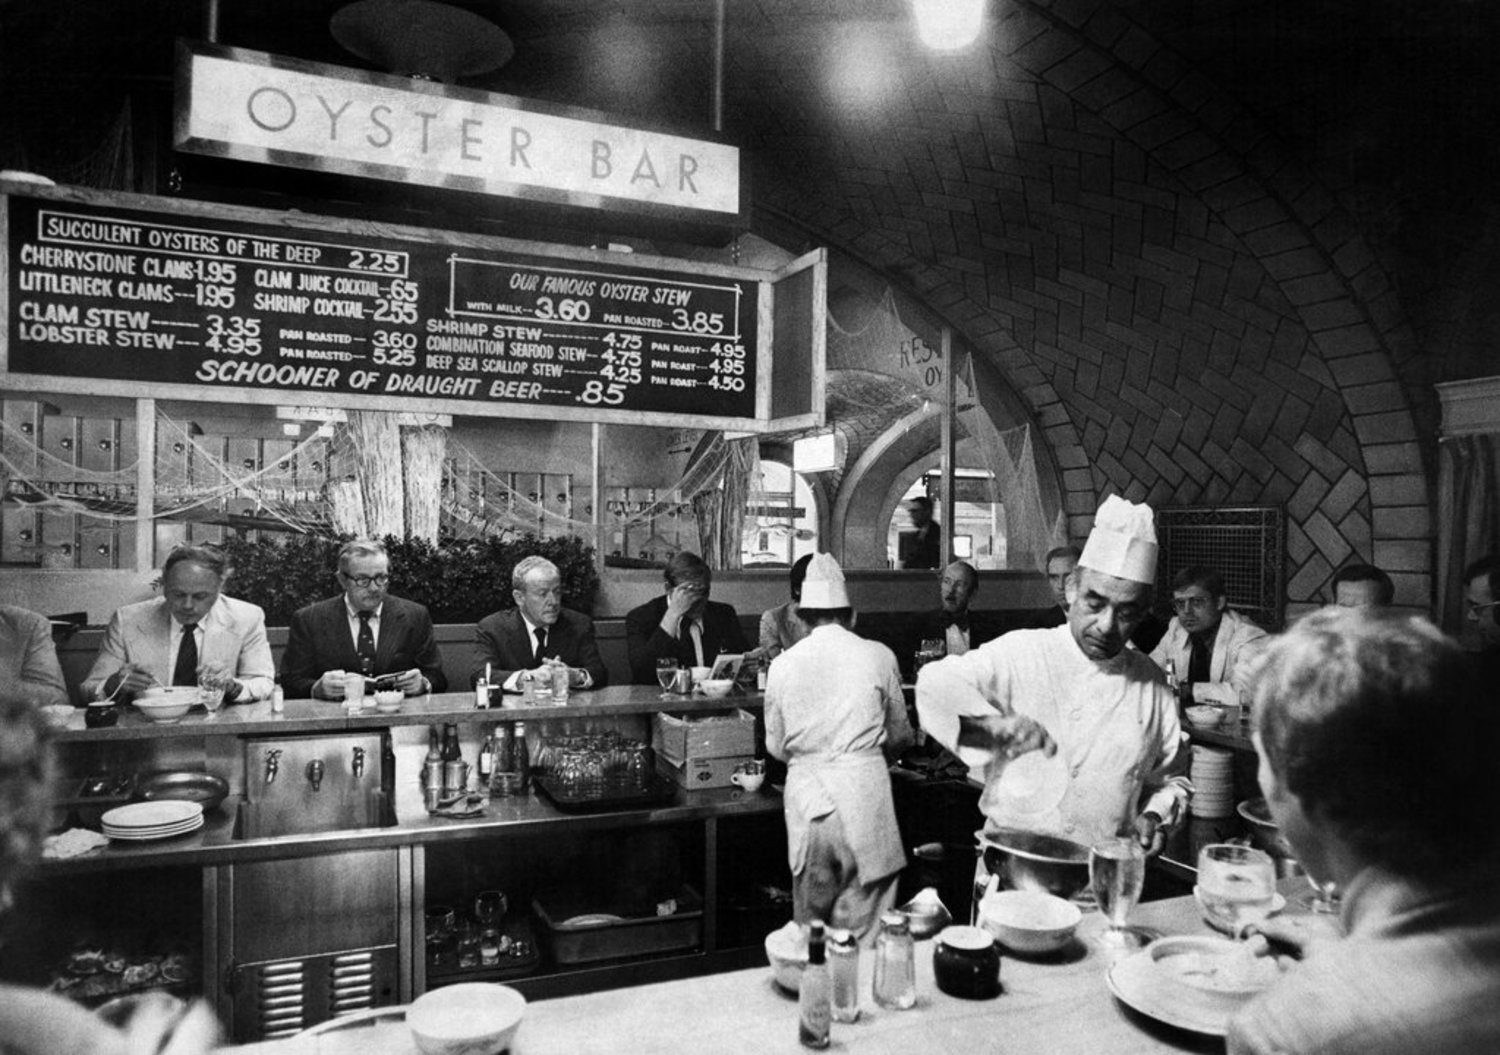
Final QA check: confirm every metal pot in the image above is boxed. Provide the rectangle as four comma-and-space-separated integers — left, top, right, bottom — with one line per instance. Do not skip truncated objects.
1236, 798, 1294, 858
979, 827, 1092, 901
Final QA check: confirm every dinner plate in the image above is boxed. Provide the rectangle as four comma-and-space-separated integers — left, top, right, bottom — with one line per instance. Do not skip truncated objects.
1106, 946, 1238, 1036
103, 815, 204, 841
99, 800, 203, 829
560, 913, 625, 928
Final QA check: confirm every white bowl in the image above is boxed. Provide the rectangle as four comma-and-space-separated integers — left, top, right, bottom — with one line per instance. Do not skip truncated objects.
764, 920, 807, 992
1145, 934, 1278, 1011
978, 889, 1082, 954
133, 688, 199, 723
406, 982, 525, 1055
373, 689, 403, 713
699, 678, 734, 699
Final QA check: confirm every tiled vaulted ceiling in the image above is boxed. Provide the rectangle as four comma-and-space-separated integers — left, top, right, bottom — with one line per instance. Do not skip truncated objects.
2, 0, 1496, 606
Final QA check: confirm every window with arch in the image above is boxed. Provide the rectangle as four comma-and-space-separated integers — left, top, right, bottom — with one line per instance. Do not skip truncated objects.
741, 458, 819, 567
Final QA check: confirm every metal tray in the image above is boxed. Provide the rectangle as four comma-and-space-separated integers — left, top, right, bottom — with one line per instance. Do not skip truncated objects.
135, 771, 230, 813
533, 772, 677, 813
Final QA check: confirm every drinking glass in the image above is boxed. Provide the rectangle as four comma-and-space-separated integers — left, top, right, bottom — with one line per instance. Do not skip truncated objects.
1197, 843, 1277, 938
1090, 836, 1149, 947
914, 638, 946, 677
197, 671, 226, 720
1300, 872, 1341, 915
656, 658, 680, 698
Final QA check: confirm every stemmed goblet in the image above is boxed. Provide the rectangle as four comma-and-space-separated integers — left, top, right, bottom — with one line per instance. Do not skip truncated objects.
1197, 843, 1277, 938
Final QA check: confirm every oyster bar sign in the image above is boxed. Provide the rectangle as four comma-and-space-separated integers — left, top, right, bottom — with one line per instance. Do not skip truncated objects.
174, 41, 741, 220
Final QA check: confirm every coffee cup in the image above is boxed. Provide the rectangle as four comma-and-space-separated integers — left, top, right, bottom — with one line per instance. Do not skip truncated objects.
730, 760, 765, 793
690, 665, 712, 688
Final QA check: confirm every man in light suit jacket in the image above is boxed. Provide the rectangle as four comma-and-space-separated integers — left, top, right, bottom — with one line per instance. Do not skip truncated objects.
470, 555, 607, 692
280, 539, 447, 700
625, 551, 748, 684
81, 544, 274, 703
1149, 564, 1268, 708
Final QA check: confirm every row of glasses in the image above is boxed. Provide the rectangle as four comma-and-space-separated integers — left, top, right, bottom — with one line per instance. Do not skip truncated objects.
1086, 838, 1289, 948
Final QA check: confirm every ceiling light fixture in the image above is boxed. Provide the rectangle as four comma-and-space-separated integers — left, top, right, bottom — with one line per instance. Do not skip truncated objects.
912, 0, 984, 51
331, 0, 514, 82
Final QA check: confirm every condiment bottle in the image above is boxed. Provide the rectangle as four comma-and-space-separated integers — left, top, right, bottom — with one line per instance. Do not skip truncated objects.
872, 912, 916, 1010
379, 729, 396, 803
423, 725, 443, 790
827, 927, 860, 1023
477, 726, 495, 786
491, 723, 515, 796
798, 921, 831, 1049
512, 721, 531, 793
474, 663, 492, 714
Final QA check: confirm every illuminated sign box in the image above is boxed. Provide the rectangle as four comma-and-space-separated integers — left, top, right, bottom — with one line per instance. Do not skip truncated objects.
173, 41, 741, 222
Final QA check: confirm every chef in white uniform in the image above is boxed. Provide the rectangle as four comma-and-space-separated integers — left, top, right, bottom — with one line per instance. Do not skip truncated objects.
765, 554, 914, 942
917, 496, 1190, 851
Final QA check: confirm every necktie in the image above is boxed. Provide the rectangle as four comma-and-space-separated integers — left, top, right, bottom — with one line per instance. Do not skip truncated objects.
534, 626, 547, 660
173, 624, 198, 686
1188, 634, 1211, 684
357, 611, 376, 674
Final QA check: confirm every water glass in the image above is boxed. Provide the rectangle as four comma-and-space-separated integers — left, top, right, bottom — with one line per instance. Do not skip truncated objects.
1197, 843, 1277, 938
198, 671, 227, 719
550, 663, 570, 704
1090, 836, 1148, 947
656, 658, 680, 697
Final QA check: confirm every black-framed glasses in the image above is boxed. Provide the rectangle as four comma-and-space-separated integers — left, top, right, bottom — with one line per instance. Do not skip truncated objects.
342, 573, 390, 588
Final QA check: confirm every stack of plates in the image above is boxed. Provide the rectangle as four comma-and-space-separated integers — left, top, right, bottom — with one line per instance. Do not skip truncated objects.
1189, 745, 1235, 818
100, 800, 204, 841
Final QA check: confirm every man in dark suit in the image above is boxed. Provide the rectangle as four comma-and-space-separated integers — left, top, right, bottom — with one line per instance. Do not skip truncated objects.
625, 551, 748, 684
280, 539, 447, 700
905, 561, 994, 679
470, 555, 607, 692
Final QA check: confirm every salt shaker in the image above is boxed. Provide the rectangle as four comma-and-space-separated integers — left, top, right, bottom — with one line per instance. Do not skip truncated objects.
872, 912, 916, 1010
827, 927, 860, 1023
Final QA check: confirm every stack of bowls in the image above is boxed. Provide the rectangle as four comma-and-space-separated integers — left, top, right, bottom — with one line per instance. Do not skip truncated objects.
1189, 745, 1234, 818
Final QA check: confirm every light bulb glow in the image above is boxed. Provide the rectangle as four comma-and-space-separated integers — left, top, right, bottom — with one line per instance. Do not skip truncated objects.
913, 0, 984, 50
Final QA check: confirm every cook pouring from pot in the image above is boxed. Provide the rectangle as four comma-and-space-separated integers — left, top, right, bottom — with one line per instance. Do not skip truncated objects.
955, 711, 1169, 854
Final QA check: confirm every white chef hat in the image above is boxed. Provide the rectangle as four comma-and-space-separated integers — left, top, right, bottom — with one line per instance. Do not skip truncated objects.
1078, 494, 1158, 584
798, 552, 851, 608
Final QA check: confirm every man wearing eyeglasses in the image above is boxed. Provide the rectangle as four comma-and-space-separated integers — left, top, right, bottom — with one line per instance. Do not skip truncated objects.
280, 539, 447, 700
1462, 555, 1500, 679
1149, 565, 1267, 709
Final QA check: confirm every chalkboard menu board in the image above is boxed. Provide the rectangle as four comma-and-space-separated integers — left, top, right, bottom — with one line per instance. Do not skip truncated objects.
2, 186, 785, 428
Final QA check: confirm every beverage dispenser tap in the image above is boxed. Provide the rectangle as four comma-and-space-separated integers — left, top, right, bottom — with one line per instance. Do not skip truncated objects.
352, 746, 366, 779
264, 748, 283, 784
306, 758, 325, 792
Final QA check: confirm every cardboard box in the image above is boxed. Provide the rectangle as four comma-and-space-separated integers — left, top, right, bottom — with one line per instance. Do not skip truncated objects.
655, 752, 755, 790
652, 709, 756, 765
